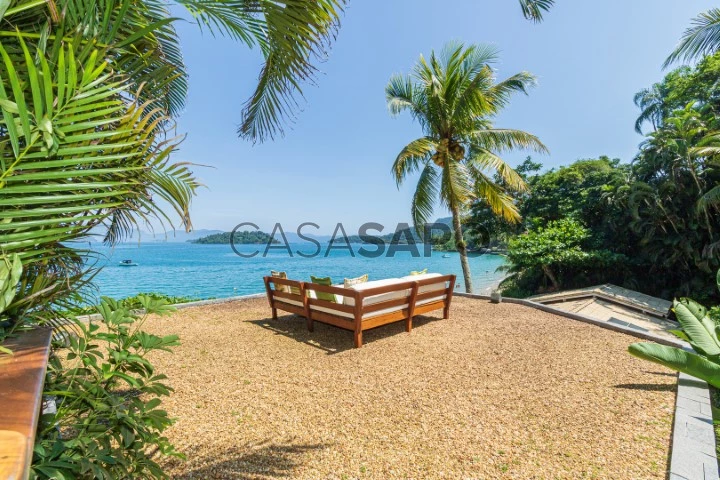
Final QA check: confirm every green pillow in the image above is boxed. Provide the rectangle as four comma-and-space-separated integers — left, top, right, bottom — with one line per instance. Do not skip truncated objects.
310, 276, 336, 303
410, 268, 428, 276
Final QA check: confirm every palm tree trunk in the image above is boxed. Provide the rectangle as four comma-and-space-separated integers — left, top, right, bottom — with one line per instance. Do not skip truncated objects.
451, 206, 473, 293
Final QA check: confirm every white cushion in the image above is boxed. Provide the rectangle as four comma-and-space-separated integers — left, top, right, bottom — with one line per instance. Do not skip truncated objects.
402, 273, 446, 295
343, 278, 409, 306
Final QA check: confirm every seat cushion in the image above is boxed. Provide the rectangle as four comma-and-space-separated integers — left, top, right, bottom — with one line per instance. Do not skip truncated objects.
310, 276, 338, 303
271, 271, 301, 295
402, 273, 446, 295
344, 278, 409, 307
344, 274, 368, 288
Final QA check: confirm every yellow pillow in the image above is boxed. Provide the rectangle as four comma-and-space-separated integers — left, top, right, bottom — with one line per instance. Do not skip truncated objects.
344, 274, 368, 288
410, 269, 428, 276
271, 271, 301, 295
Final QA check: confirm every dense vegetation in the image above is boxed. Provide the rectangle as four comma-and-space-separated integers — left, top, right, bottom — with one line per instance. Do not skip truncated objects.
191, 231, 278, 245
482, 52, 720, 300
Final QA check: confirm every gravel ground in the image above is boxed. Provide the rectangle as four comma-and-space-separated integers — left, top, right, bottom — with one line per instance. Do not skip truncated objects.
144, 296, 676, 480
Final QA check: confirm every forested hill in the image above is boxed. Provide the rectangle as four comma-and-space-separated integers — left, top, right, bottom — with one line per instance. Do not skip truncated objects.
190, 231, 278, 244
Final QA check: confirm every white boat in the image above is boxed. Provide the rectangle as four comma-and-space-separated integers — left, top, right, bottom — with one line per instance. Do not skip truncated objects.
119, 259, 138, 266
442, 254, 451, 258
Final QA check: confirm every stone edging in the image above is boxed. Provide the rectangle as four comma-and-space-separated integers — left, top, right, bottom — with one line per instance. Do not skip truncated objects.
672, 373, 718, 480
454, 292, 718, 480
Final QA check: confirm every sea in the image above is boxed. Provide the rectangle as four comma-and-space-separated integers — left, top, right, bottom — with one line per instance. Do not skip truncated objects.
85, 242, 507, 300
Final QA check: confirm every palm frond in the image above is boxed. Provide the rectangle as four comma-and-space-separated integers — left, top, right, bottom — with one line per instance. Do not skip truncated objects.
411, 163, 438, 236
469, 128, 548, 155
439, 160, 472, 211
237, 0, 345, 142
467, 165, 521, 223
519, 0, 554, 23
468, 149, 528, 193
392, 137, 436, 186
665, 8, 720, 67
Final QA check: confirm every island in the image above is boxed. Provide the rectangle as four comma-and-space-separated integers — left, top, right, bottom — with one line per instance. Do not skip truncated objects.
189, 231, 278, 244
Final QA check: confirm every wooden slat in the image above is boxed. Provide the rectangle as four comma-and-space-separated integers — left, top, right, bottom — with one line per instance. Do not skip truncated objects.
358, 281, 414, 299
414, 300, 446, 316
272, 301, 306, 317
309, 311, 356, 330
264, 276, 303, 289
306, 283, 359, 300
0, 328, 53, 480
308, 298, 355, 314
362, 309, 410, 330
415, 290, 446, 302
362, 297, 410, 314
273, 290, 303, 302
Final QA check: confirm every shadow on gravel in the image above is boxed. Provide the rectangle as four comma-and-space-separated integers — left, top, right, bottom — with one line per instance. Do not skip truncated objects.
613, 383, 676, 392
249, 314, 441, 354
172, 441, 329, 479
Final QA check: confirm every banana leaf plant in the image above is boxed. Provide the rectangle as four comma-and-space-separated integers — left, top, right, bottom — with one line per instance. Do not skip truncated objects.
628, 270, 720, 388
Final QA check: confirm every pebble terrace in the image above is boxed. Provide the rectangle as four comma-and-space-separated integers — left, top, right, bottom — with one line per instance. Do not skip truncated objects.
144, 296, 676, 479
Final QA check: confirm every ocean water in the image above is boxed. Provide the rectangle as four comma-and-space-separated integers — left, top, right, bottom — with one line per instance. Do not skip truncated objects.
87, 242, 507, 300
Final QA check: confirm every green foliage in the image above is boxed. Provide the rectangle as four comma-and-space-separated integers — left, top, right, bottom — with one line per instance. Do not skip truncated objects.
32, 296, 182, 479
0, 253, 22, 354
501, 218, 626, 295
190, 230, 278, 245
629, 272, 720, 389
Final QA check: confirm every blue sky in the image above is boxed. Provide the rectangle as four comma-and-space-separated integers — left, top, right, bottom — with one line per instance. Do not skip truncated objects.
171, 0, 713, 235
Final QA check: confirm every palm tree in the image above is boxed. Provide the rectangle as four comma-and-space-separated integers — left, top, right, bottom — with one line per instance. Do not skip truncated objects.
386, 42, 548, 293
518, 0, 555, 22
634, 84, 667, 134
666, 8, 720, 67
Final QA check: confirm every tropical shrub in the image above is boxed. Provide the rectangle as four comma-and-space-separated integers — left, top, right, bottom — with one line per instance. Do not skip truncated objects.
629, 271, 720, 389
500, 218, 626, 296
33, 296, 181, 479
0, 253, 22, 354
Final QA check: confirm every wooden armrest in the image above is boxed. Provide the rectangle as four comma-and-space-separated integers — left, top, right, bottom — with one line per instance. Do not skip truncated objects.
358, 281, 416, 299
305, 283, 360, 300
0, 430, 27, 480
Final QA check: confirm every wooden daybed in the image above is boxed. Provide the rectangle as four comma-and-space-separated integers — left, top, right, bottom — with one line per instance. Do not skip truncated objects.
263, 274, 456, 348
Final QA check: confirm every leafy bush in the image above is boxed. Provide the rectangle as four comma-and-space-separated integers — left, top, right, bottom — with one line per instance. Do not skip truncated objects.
500, 218, 627, 295
629, 270, 720, 389
32, 296, 183, 479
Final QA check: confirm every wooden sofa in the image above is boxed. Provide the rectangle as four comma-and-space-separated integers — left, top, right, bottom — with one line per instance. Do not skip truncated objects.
263, 274, 456, 348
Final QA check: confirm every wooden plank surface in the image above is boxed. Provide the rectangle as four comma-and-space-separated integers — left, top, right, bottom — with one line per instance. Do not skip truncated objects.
0, 328, 53, 480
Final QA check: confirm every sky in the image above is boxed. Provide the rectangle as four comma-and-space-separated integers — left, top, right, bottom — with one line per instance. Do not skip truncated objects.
169, 0, 714, 235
